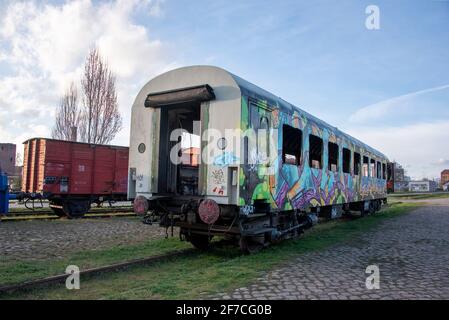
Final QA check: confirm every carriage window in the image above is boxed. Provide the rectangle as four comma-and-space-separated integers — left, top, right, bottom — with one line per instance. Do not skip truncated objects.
309, 134, 323, 169
354, 152, 361, 175
259, 116, 270, 162
387, 163, 393, 180
382, 163, 386, 179
370, 159, 376, 177
362, 156, 369, 177
282, 124, 302, 165
377, 161, 382, 179
343, 148, 351, 174
328, 142, 339, 172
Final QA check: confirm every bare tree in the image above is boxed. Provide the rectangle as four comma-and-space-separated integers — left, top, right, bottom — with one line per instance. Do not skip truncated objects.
79, 48, 122, 144
15, 152, 23, 166
52, 82, 80, 141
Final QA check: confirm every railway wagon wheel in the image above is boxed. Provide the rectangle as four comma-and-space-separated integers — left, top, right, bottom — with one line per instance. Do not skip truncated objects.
360, 202, 368, 217
50, 207, 67, 218
375, 200, 382, 212
63, 200, 91, 219
368, 201, 376, 215
188, 233, 213, 251
49, 200, 67, 218
239, 235, 265, 254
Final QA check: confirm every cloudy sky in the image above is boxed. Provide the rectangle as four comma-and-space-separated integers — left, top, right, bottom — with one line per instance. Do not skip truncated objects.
0, 0, 448, 180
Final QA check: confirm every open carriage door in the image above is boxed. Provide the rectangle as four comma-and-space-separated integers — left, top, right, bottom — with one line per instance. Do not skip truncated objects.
145, 85, 214, 195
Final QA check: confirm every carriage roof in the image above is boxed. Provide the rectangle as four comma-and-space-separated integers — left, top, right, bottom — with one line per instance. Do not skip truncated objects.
142, 65, 388, 161
229, 69, 388, 161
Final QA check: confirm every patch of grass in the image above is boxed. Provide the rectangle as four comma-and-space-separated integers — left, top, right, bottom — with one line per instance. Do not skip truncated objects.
0, 237, 190, 287
1, 202, 419, 300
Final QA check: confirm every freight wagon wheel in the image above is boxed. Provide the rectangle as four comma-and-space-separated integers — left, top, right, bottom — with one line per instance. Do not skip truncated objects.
239, 236, 265, 254
50, 207, 67, 218
63, 200, 91, 219
188, 234, 213, 251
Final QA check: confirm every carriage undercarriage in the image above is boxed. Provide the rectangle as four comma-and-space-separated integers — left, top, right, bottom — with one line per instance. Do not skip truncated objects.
142, 196, 387, 254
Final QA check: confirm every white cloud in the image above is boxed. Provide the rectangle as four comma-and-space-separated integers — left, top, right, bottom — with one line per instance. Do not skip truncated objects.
435, 158, 449, 166
344, 121, 449, 180
147, 0, 165, 17
0, 0, 176, 152
345, 83, 449, 180
349, 84, 449, 124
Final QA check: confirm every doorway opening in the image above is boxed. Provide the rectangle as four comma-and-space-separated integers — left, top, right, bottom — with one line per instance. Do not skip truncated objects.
158, 102, 201, 195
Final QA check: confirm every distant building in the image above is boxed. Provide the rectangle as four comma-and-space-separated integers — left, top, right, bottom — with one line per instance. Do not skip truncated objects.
409, 180, 437, 193
391, 162, 409, 192
441, 169, 449, 187
443, 181, 449, 192
394, 181, 409, 192
0, 143, 16, 175
0, 143, 22, 190
180, 147, 200, 166
394, 163, 405, 182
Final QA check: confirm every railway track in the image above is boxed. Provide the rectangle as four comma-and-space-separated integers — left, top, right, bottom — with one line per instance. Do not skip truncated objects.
1, 207, 135, 222
0, 248, 195, 296
8, 206, 134, 216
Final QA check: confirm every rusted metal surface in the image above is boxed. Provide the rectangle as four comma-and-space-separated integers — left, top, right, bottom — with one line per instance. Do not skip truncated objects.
133, 195, 149, 215
198, 199, 220, 224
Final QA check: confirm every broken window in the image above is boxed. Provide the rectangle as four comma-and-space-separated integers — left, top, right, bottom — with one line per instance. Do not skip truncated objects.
309, 134, 323, 169
362, 156, 369, 177
387, 163, 393, 181
382, 163, 386, 180
377, 161, 382, 179
328, 142, 339, 172
354, 152, 361, 176
258, 116, 270, 164
370, 159, 376, 177
343, 148, 351, 174
282, 124, 302, 165
180, 132, 200, 166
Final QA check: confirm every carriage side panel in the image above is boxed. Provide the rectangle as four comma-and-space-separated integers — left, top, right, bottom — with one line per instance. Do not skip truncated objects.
239, 96, 387, 213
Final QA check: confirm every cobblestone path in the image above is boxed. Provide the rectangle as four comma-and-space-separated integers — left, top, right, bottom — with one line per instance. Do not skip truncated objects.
214, 203, 449, 300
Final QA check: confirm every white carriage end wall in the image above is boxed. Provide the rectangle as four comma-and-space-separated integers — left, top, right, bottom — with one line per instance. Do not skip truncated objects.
128, 66, 242, 205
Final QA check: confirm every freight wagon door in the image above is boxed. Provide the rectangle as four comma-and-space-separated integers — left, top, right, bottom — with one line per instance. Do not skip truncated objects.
114, 149, 129, 193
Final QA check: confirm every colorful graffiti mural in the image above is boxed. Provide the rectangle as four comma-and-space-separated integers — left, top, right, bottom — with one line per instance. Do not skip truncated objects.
239, 96, 387, 212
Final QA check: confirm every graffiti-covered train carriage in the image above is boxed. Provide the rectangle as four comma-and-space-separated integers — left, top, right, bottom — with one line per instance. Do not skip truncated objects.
129, 66, 389, 253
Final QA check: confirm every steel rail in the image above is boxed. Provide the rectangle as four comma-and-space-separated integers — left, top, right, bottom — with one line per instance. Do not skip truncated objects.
0, 211, 137, 222
7, 207, 134, 216
0, 248, 195, 296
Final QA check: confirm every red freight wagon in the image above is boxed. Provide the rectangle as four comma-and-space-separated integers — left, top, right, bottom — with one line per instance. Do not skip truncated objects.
22, 138, 129, 218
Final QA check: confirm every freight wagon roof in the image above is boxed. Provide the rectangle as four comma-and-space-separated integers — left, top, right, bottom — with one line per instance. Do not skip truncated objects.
22, 137, 129, 150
